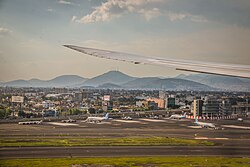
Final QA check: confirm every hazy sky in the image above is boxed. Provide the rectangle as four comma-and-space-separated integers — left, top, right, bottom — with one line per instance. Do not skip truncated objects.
0, 0, 250, 81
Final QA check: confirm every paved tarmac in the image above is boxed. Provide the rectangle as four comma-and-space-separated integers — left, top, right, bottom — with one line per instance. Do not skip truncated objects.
1, 146, 250, 158
0, 117, 249, 158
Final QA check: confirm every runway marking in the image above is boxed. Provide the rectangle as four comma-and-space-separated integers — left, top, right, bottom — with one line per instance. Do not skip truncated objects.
195, 137, 229, 140
221, 125, 250, 130
188, 126, 202, 129
214, 138, 229, 140
113, 120, 141, 123
47, 122, 78, 126
140, 119, 166, 122
195, 137, 208, 139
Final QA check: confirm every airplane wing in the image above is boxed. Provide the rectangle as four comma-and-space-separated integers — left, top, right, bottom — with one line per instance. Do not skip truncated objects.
63, 45, 250, 78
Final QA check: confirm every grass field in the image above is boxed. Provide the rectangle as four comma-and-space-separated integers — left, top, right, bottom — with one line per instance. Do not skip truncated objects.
0, 137, 214, 147
1, 157, 249, 167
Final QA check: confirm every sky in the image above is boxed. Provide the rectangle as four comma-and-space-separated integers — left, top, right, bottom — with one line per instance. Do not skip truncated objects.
0, 0, 250, 81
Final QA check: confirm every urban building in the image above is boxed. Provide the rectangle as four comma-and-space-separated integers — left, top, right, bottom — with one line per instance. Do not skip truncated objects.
165, 97, 176, 109
193, 99, 203, 118
136, 101, 148, 108
219, 99, 232, 116
202, 97, 220, 117
159, 90, 167, 99
147, 98, 165, 109
232, 99, 250, 116
147, 101, 158, 110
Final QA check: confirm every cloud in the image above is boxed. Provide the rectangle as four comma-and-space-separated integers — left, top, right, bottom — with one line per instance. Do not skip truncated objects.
47, 7, 54, 12
0, 27, 12, 37
138, 8, 161, 21
57, 0, 72, 5
188, 15, 208, 23
168, 12, 186, 21
167, 12, 208, 22
74, 0, 207, 24
76, 0, 163, 23
71, 16, 77, 22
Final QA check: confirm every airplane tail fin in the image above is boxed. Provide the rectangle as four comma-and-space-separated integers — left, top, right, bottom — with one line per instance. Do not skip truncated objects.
195, 117, 198, 123
104, 113, 109, 119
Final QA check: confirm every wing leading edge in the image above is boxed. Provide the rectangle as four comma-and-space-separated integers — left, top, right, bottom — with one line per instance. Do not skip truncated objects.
63, 45, 250, 78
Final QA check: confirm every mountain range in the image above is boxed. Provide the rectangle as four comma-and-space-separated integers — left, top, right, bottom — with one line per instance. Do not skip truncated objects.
176, 74, 250, 92
0, 71, 249, 91
1, 75, 87, 88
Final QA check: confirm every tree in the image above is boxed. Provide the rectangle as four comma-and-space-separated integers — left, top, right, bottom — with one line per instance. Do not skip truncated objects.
0, 108, 12, 119
0, 109, 5, 119
18, 111, 26, 118
88, 108, 96, 114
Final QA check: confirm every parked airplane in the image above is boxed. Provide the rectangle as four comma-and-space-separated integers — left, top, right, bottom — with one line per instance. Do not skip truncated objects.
194, 118, 216, 129
61, 118, 76, 123
84, 113, 110, 123
18, 120, 42, 125
122, 116, 133, 120
64, 45, 250, 78
168, 113, 186, 120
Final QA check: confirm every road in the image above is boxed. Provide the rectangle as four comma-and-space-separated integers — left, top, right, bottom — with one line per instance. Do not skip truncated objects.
1, 146, 250, 158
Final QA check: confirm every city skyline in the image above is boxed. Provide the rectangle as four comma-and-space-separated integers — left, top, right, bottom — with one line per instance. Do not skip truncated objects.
1, 0, 250, 81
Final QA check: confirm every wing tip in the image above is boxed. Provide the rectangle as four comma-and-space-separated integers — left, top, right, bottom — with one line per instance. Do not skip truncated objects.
63, 44, 72, 48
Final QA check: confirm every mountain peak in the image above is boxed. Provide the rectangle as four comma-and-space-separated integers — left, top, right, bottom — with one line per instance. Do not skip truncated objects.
103, 70, 129, 76
82, 70, 135, 87
175, 74, 187, 79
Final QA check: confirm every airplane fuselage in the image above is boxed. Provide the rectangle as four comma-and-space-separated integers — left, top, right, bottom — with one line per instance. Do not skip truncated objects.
195, 121, 215, 128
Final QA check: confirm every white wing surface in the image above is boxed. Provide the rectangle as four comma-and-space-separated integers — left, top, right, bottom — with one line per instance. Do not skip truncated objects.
64, 45, 250, 78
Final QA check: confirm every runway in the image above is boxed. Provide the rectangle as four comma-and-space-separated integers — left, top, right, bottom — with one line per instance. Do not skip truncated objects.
1, 146, 250, 158
0, 117, 249, 159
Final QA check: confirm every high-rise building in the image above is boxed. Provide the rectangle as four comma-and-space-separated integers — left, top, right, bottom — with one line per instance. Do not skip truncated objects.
165, 97, 175, 109
193, 99, 203, 118
202, 97, 219, 117
220, 99, 232, 116
102, 95, 113, 111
